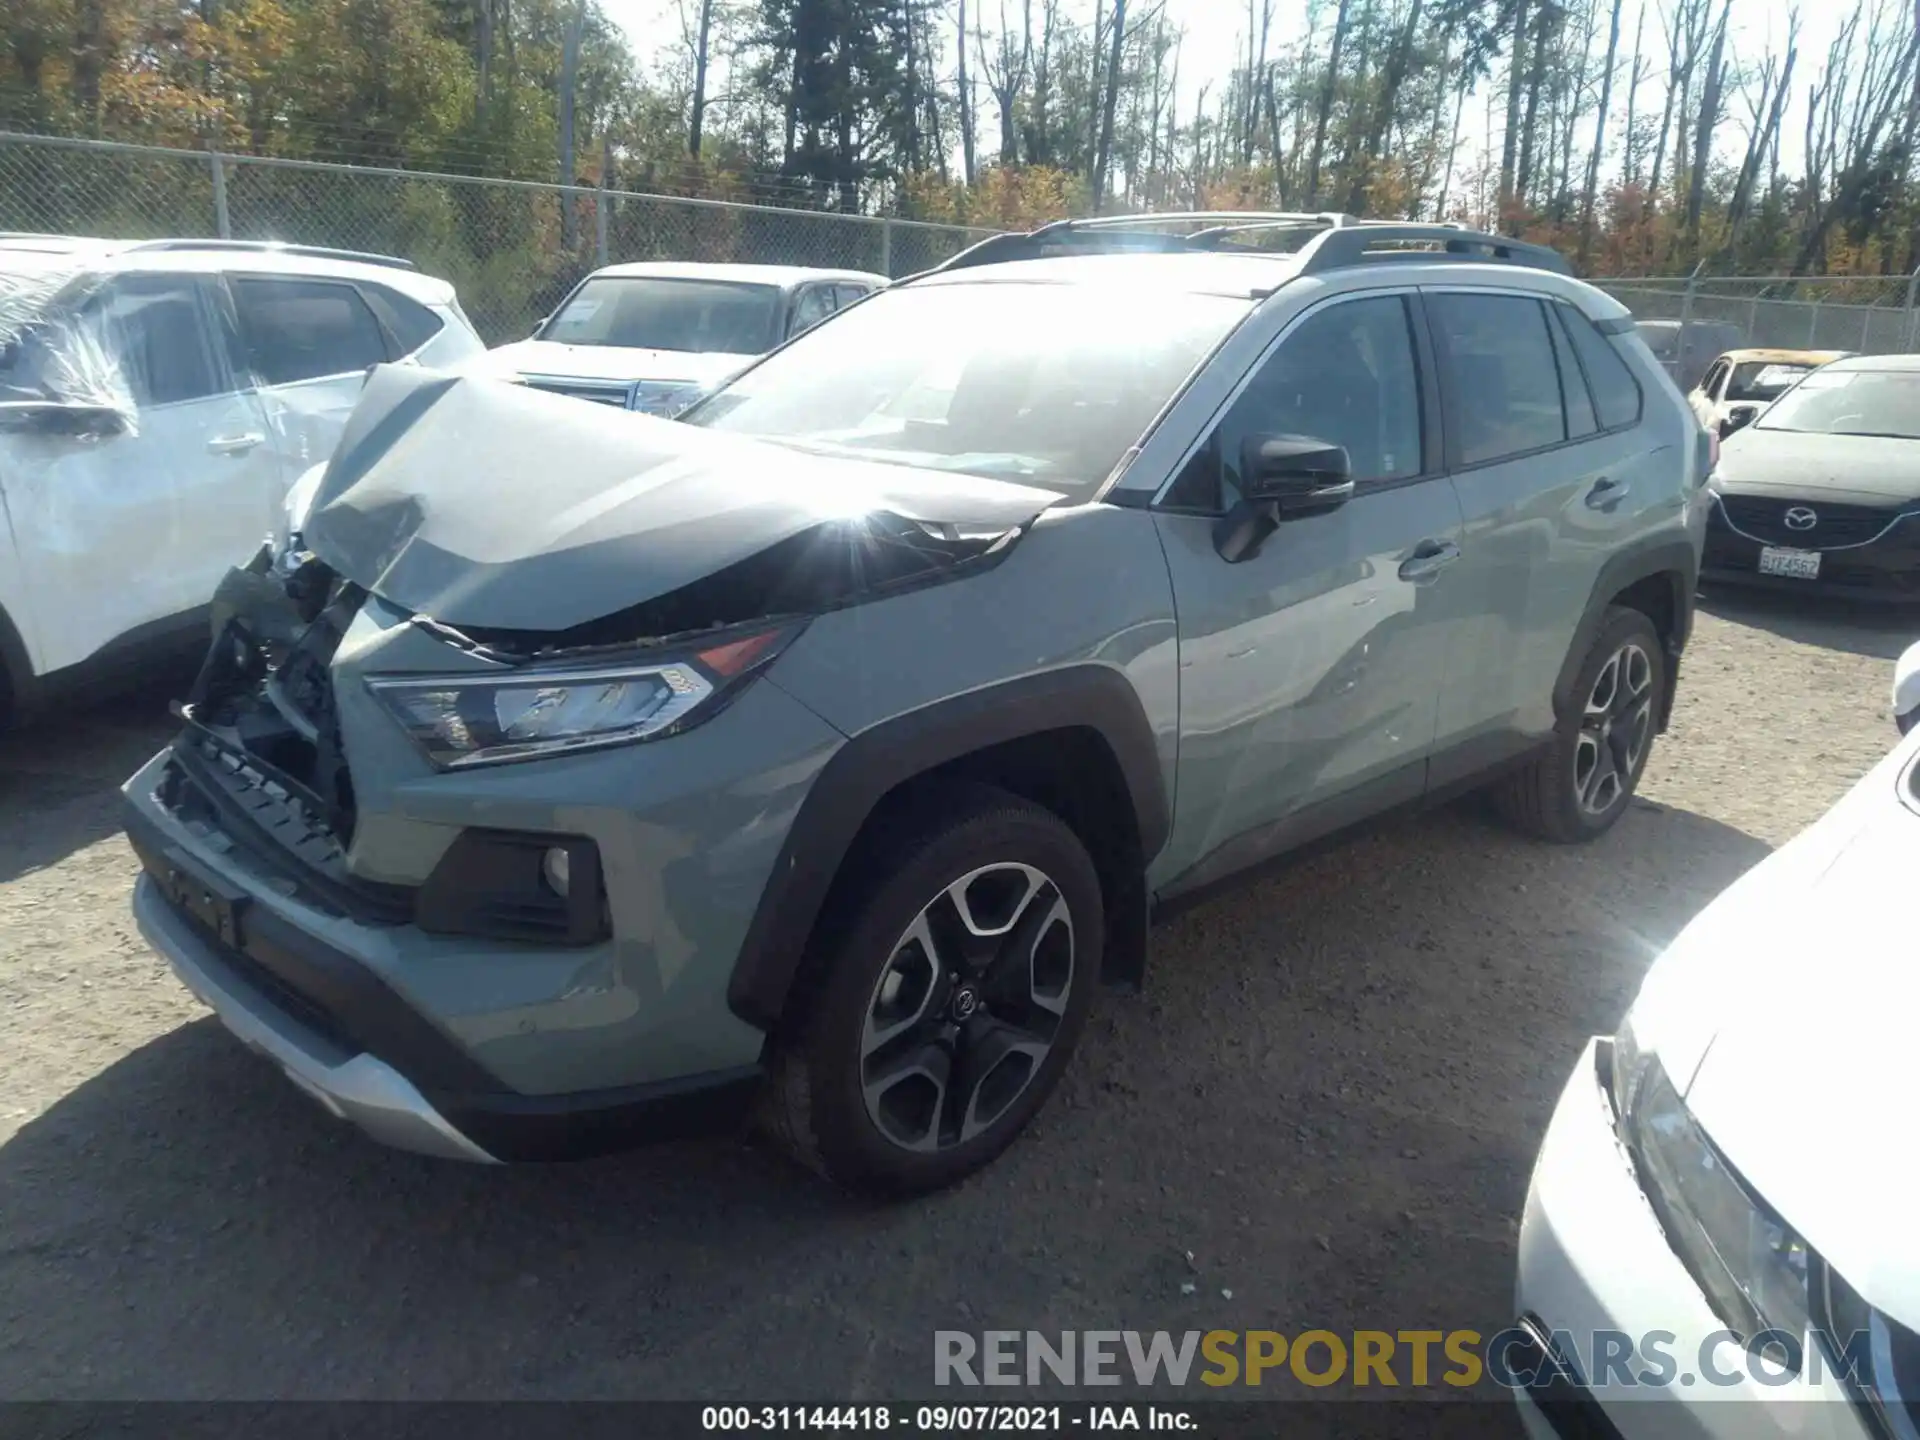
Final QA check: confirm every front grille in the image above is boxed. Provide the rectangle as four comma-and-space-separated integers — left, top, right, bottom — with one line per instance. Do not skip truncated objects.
522, 376, 634, 407
1717, 494, 1902, 548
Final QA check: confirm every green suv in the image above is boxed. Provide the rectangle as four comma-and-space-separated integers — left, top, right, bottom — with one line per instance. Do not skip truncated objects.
124, 214, 1710, 1194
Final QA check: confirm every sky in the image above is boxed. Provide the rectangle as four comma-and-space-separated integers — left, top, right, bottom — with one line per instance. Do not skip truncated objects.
599, 0, 1840, 180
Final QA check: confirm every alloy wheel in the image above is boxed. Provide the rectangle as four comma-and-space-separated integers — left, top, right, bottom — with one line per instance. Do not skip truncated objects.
1574, 640, 1655, 817
858, 862, 1074, 1153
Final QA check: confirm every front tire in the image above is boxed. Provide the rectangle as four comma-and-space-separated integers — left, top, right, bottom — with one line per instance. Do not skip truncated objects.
1494, 607, 1665, 843
761, 786, 1103, 1196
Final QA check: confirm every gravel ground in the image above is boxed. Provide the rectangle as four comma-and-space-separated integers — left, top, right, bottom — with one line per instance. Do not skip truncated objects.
0, 590, 1907, 1404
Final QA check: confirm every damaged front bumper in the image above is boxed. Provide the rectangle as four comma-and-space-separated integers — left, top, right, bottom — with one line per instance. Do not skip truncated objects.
125, 748, 774, 1162
132, 866, 498, 1163
123, 555, 848, 1162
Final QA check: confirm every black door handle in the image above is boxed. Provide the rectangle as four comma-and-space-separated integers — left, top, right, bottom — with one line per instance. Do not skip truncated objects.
1586, 476, 1631, 510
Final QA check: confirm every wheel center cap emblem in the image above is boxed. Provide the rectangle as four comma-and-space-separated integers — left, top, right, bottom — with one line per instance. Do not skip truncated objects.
952, 987, 979, 1020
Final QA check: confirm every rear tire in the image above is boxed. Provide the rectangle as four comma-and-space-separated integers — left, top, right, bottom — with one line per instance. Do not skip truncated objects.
1494, 607, 1665, 844
759, 785, 1102, 1196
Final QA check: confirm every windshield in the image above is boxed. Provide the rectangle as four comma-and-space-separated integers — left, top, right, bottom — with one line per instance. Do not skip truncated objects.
540, 276, 780, 354
1756, 369, 1920, 440
685, 280, 1249, 501
1727, 361, 1812, 402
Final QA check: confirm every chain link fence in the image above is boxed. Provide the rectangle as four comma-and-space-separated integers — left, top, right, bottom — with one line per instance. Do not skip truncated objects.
0, 131, 992, 343
11, 129, 1920, 365
1594, 274, 1920, 368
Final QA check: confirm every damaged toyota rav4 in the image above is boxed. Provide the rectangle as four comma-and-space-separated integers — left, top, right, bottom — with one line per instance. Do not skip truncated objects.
125, 215, 1709, 1194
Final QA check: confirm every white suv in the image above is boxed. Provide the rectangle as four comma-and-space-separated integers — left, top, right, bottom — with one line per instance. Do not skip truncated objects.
0, 234, 484, 723
489, 261, 887, 416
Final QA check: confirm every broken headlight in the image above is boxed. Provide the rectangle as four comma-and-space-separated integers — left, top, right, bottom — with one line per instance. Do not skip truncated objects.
367, 624, 799, 769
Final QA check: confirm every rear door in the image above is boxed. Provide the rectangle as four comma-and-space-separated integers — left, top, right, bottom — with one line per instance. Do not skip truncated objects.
1153, 289, 1467, 893
227, 274, 394, 472
1424, 288, 1655, 785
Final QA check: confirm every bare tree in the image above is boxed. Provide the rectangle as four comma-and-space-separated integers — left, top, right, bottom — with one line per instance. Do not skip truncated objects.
1682, 0, 1731, 252
1499, 0, 1531, 216
1578, 0, 1626, 267
558, 0, 585, 249
1620, 0, 1647, 184
1304, 0, 1355, 205
1242, 0, 1274, 164
1091, 0, 1127, 209
686, 0, 716, 158
1724, 13, 1798, 251
1347, 0, 1428, 214
958, 0, 978, 183
980, 0, 1033, 163
1791, 0, 1920, 272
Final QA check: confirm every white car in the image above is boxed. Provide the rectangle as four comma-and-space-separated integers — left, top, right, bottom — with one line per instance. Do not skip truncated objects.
1513, 645, 1920, 1438
489, 261, 887, 416
1687, 347, 1854, 437
0, 234, 484, 723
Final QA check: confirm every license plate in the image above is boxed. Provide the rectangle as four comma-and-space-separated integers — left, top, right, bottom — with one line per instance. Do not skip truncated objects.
1759, 546, 1821, 580
155, 844, 248, 949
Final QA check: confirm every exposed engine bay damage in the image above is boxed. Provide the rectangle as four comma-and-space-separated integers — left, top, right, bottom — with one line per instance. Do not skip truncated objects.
298, 364, 1065, 637
0, 263, 138, 436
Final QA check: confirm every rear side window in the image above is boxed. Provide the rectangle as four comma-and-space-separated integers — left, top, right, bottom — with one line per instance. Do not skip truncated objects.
833, 283, 872, 308
1558, 304, 1644, 430
360, 285, 445, 356
1547, 307, 1598, 439
1428, 293, 1565, 466
788, 285, 835, 337
231, 277, 391, 385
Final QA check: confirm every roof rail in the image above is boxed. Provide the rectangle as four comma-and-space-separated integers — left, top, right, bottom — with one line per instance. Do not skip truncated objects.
126, 238, 419, 272
1061, 210, 1359, 230
931, 211, 1362, 274
1297, 223, 1571, 276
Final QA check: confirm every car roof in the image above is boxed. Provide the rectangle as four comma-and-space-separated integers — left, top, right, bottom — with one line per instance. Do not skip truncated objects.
586, 260, 889, 289
1820, 353, 1920, 373
0, 234, 456, 305
1719, 348, 1852, 365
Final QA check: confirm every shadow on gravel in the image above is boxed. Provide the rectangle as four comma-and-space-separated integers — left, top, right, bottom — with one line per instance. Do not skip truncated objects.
0, 797, 1770, 1404
1700, 586, 1916, 662
0, 680, 179, 883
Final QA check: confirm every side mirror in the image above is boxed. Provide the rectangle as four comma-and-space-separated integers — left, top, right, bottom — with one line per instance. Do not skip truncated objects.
1720, 406, 1759, 437
1893, 640, 1920, 735
1213, 434, 1355, 563
1241, 434, 1355, 514
0, 400, 129, 439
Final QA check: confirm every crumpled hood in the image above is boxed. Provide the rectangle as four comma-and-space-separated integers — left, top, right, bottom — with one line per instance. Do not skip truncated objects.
1717, 429, 1920, 505
487, 337, 751, 389
1646, 732, 1920, 1326
300, 364, 1065, 633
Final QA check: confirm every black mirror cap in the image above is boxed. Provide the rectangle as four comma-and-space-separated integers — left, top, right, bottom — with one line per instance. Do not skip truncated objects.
1720, 406, 1759, 437
1239, 433, 1356, 514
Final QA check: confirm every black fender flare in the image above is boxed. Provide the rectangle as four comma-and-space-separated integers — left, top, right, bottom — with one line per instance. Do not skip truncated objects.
0, 600, 34, 723
727, 665, 1170, 1030
1551, 534, 1698, 731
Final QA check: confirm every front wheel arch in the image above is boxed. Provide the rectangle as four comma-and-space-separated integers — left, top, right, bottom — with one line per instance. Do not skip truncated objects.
726, 667, 1168, 1033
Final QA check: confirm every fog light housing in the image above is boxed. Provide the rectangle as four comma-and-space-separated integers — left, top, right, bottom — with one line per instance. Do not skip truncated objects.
542, 846, 572, 898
